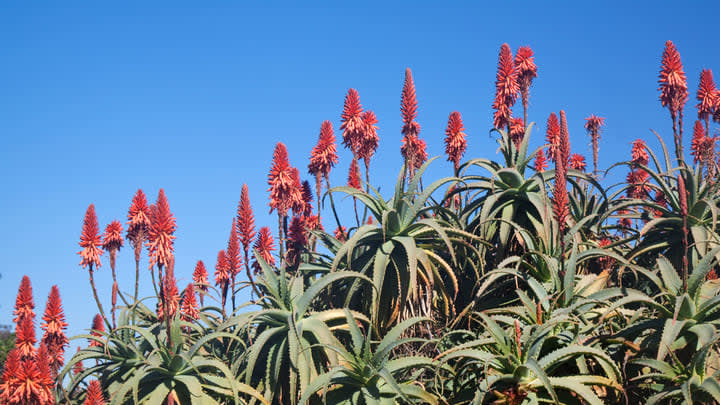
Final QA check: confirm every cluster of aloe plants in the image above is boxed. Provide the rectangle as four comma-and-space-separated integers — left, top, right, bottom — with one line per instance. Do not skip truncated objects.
3, 40, 720, 405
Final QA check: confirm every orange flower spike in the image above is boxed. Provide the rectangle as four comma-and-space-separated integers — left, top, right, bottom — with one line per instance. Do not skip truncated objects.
163, 266, 180, 320
15, 316, 37, 359
569, 154, 587, 171
89, 314, 105, 347
102, 220, 123, 271
84, 380, 106, 405
226, 218, 241, 279
13, 275, 34, 324
358, 110, 379, 165
181, 283, 200, 322
334, 226, 347, 242
509, 117, 525, 149
401, 68, 421, 138
252, 227, 276, 273
545, 113, 561, 163
696, 69, 717, 122
348, 159, 362, 190
658, 40, 688, 116
301, 180, 314, 217
534, 149, 548, 172
0, 349, 20, 402
630, 139, 649, 167
444, 111, 467, 171
691, 120, 706, 163
268, 143, 301, 217
492, 44, 519, 130
192, 261, 208, 290
79, 204, 103, 269
41, 285, 69, 373
146, 189, 176, 270
340, 89, 364, 155
584, 114, 606, 175
309, 120, 339, 200
514, 46, 537, 96
214, 250, 230, 287
237, 184, 256, 256
286, 215, 308, 266
126, 189, 151, 259
553, 111, 571, 236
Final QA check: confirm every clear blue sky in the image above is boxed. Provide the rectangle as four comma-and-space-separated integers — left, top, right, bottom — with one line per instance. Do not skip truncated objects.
1, 2, 719, 341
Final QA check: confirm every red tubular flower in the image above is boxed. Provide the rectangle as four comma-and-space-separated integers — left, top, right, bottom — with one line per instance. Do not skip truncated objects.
553, 111, 571, 236
192, 260, 208, 305
126, 189, 151, 261
545, 113, 561, 163
348, 159, 362, 190
658, 40, 688, 118
237, 184, 256, 257
161, 267, 180, 320
596, 238, 616, 272
0, 349, 20, 403
286, 216, 308, 267
301, 180, 314, 217
84, 380, 106, 405
102, 220, 123, 271
358, 110, 379, 165
89, 314, 104, 347
400, 135, 428, 173
308, 120, 339, 200
534, 149, 548, 172
340, 89, 364, 155
214, 250, 230, 288
13, 276, 34, 325
626, 169, 651, 199
444, 111, 467, 171
334, 226, 347, 242
252, 227, 276, 274
492, 44, 519, 130
304, 214, 322, 231
268, 143, 302, 217
289, 167, 305, 216
584, 114, 606, 175
691, 120, 706, 163
569, 154, 587, 171
146, 189, 176, 270
509, 117, 525, 149
41, 285, 68, 374
401, 68, 421, 137
696, 69, 717, 122
630, 139, 649, 167
180, 283, 199, 322
15, 316, 36, 359
79, 204, 103, 269
0, 347, 54, 405
514, 46, 537, 113
226, 218, 241, 280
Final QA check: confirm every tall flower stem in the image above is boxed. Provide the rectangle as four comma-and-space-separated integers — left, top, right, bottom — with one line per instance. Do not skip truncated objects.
277, 214, 285, 259
88, 264, 110, 330
325, 175, 343, 234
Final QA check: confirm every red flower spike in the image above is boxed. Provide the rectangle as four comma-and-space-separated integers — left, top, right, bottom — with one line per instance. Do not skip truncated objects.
2, 345, 54, 405
84, 380, 106, 405
13, 275, 34, 325
534, 149, 548, 172
15, 316, 36, 359
146, 189, 176, 270
79, 204, 103, 269
41, 285, 68, 373
626, 169, 651, 200
492, 44, 519, 130
514, 46, 537, 97
309, 120, 339, 199
268, 143, 302, 217
358, 110, 379, 164
584, 114, 606, 175
252, 227, 276, 274
102, 220, 123, 270
658, 40, 688, 118
214, 250, 230, 288
236, 184, 256, 256
89, 314, 104, 347
545, 113, 561, 163
401, 68, 421, 137
552, 111, 571, 236
444, 111, 467, 171
180, 283, 199, 322
696, 69, 717, 122
286, 216, 308, 266
192, 260, 209, 292
304, 214, 323, 231
301, 180, 314, 217
340, 89, 364, 155
226, 218, 241, 280
691, 120, 706, 163
334, 226, 347, 242
162, 266, 180, 320
630, 139, 649, 167
289, 167, 305, 216
509, 117, 525, 149
126, 189, 151, 260
558, 111, 571, 165
0, 349, 20, 403
569, 154, 587, 171
348, 159, 362, 190
400, 135, 428, 173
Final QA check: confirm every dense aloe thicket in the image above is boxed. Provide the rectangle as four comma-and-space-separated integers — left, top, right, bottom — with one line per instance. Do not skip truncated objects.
2, 41, 720, 405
